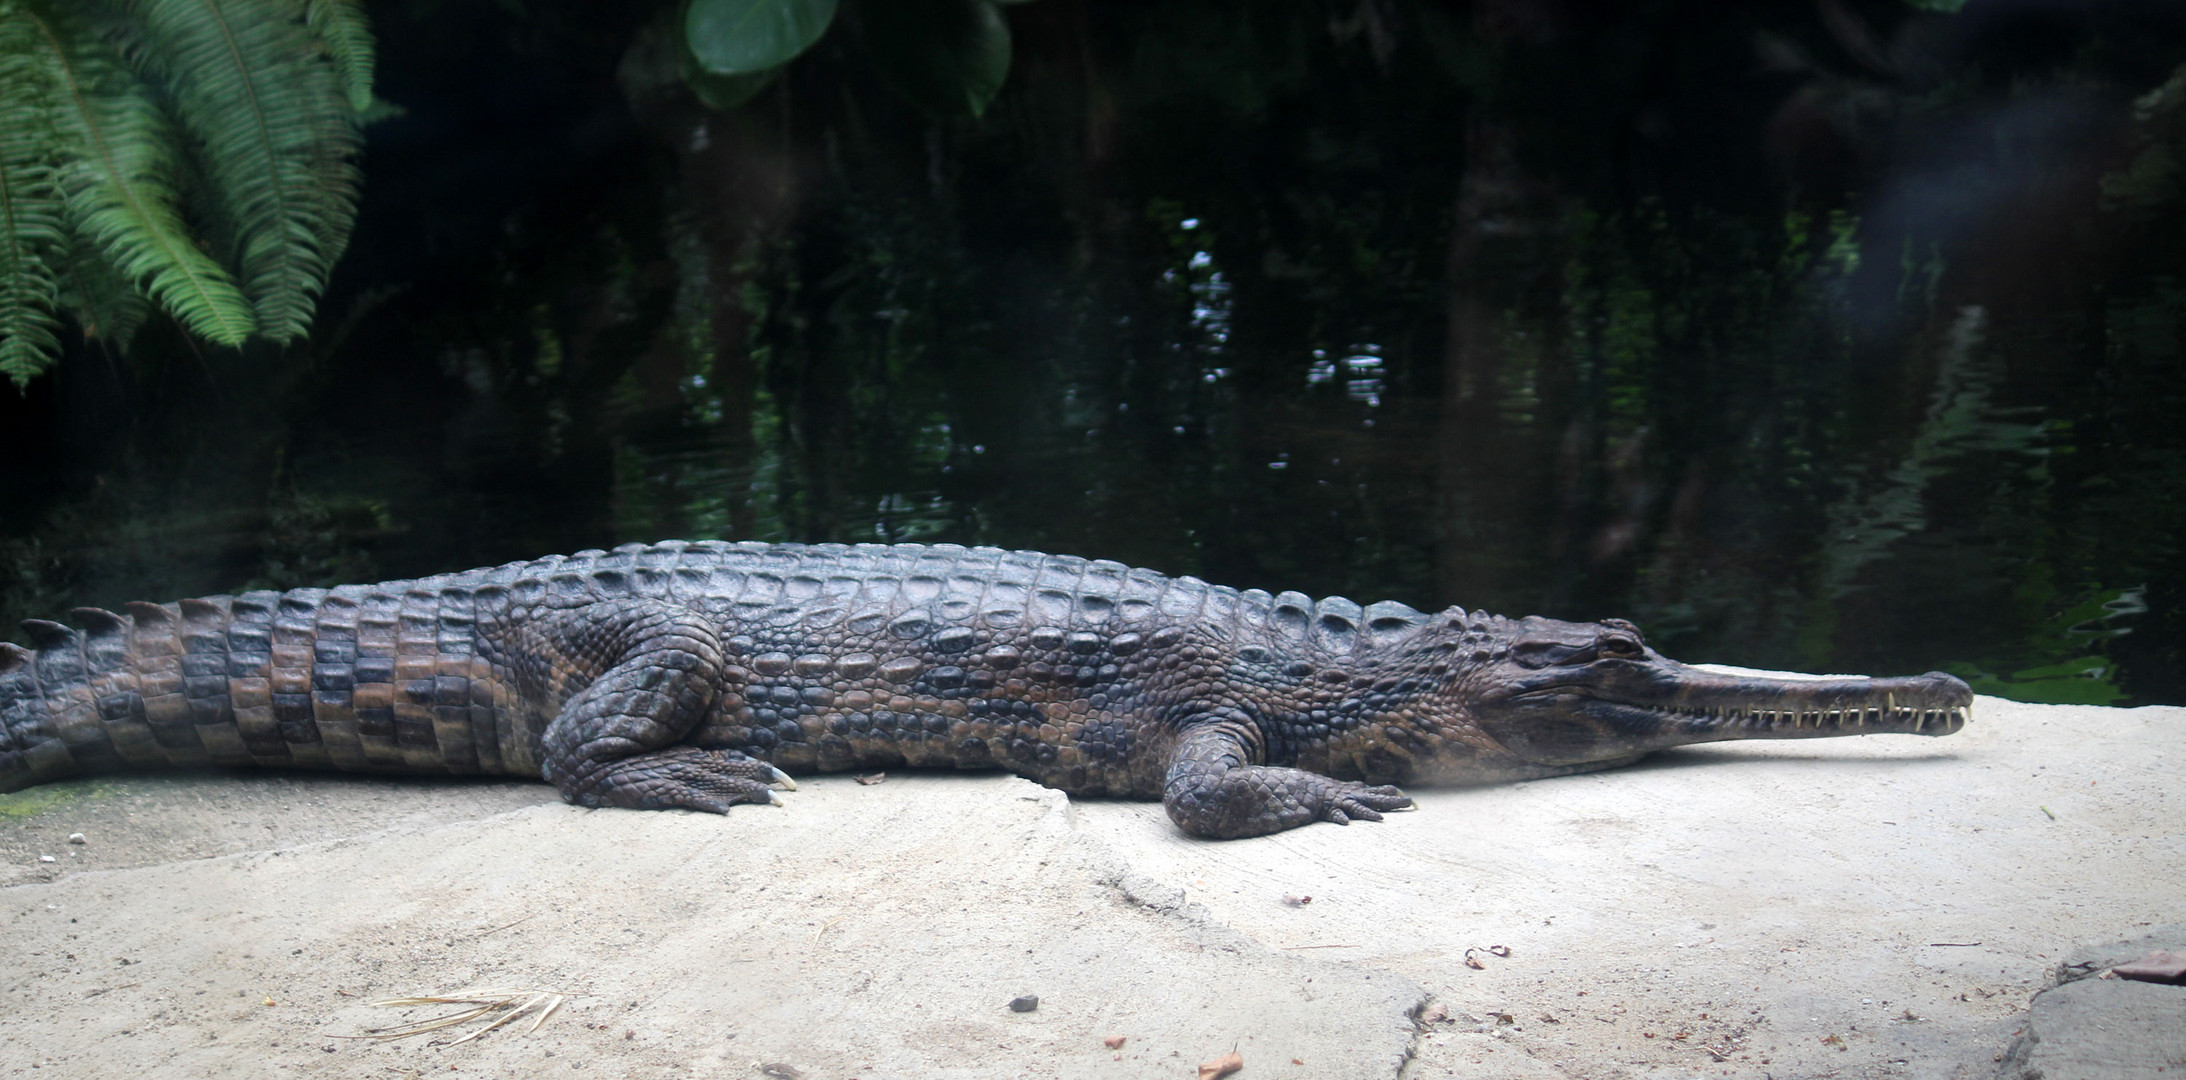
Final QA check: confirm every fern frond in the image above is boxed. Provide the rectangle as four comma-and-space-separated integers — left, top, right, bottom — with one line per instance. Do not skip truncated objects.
25, 2, 256, 347
124, 0, 360, 343
299, 0, 372, 114
58, 230, 151, 350
0, 6, 69, 385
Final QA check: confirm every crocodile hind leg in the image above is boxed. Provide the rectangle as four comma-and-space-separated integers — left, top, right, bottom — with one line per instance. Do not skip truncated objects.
538, 612, 789, 813
1162, 714, 1413, 839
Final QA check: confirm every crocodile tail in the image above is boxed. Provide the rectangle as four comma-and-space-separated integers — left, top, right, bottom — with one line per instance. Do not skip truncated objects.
2, 618, 104, 792
4, 578, 531, 794
0, 600, 258, 793
1, 640, 39, 793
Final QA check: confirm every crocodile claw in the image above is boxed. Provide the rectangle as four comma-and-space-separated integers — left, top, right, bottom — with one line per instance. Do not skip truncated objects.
767, 789, 786, 807
768, 764, 797, 791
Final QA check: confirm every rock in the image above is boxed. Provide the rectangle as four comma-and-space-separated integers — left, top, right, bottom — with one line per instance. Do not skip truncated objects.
1996, 925, 2186, 1080
1008, 995, 1038, 1012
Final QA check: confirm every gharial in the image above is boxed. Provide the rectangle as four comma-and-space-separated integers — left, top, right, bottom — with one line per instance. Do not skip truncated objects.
0, 542, 1972, 838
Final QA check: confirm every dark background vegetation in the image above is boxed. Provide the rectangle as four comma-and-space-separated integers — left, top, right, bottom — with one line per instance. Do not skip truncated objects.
4, 0, 2184, 704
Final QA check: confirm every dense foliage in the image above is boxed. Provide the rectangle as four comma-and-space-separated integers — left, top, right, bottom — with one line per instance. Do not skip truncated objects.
0, 0, 371, 384
2, 0, 2183, 705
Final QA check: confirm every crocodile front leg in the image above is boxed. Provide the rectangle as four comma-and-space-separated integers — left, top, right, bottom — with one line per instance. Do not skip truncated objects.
1162, 713, 1413, 839
539, 609, 789, 813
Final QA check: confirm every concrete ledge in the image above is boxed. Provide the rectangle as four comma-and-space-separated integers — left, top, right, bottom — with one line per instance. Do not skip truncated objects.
3, 692, 2180, 1079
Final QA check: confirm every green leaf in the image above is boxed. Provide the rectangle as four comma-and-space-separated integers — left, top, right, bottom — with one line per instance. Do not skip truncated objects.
2007, 656, 2111, 682
28, 3, 256, 347
123, 0, 363, 344
57, 230, 151, 352
0, 6, 68, 385
356, 97, 405, 126
299, 0, 375, 115
854, 0, 1011, 118
688, 67, 779, 110
1991, 676, 2126, 707
685, 0, 838, 77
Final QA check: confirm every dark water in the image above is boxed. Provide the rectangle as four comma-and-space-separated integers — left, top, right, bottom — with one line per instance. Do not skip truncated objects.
4, 1, 2185, 705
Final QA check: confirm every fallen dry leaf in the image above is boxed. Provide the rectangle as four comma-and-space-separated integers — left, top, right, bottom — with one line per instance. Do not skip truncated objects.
1197, 1050, 1244, 1079
854, 772, 886, 785
330, 988, 569, 1044
1418, 1003, 1450, 1024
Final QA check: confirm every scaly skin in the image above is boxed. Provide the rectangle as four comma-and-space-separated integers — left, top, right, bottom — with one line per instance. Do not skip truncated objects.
0, 542, 1973, 838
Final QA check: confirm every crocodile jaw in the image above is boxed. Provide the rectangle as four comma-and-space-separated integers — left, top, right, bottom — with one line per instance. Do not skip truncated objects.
1475, 661, 1974, 768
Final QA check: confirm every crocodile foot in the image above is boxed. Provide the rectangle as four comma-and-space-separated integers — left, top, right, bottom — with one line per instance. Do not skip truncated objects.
1316, 779, 1414, 825
555, 748, 796, 813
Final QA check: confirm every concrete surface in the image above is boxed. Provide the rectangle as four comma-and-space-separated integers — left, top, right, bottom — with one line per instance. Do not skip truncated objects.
2, 686, 2180, 1080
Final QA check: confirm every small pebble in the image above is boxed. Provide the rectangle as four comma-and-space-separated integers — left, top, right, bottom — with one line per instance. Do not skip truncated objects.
67, 834, 85, 845
1008, 995, 1039, 1013
38, 855, 55, 863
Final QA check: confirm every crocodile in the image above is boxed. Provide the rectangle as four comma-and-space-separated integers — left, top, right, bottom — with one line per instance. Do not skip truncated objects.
0, 541, 1972, 838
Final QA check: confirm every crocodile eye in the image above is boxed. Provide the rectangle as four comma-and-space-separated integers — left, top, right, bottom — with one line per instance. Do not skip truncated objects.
1600, 633, 1643, 658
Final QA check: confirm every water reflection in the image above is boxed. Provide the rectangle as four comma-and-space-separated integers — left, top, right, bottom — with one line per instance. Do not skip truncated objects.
2, 0, 2182, 705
